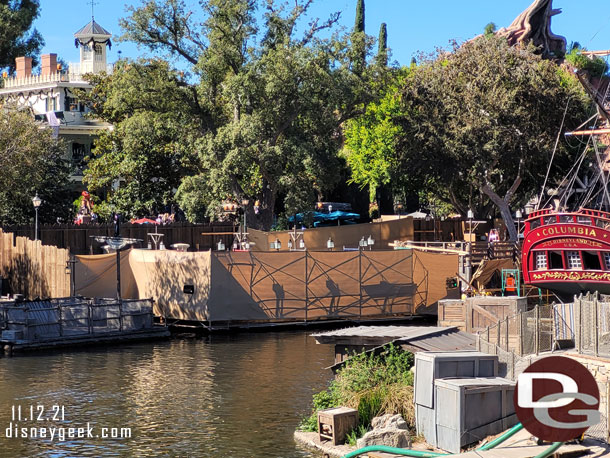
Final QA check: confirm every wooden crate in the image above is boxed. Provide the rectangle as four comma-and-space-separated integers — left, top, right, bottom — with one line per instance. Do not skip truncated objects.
318, 407, 358, 445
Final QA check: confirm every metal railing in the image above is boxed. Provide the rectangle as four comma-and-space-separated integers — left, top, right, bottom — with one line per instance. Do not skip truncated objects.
0, 298, 154, 342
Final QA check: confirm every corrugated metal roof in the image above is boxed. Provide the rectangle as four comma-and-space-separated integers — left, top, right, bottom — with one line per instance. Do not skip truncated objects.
322, 326, 477, 371
74, 20, 111, 37
400, 331, 476, 352
312, 325, 455, 340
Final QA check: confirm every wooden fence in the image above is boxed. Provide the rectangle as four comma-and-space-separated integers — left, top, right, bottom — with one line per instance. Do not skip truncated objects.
0, 229, 70, 299
2, 222, 236, 255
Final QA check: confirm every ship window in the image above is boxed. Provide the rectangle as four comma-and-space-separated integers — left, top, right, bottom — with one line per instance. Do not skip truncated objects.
582, 251, 602, 270
549, 251, 564, 269
597, 219, 610, 230
559, 215, 574, 223
530, 219, 541, 230
544, 216, 557, 224
566, 251, 582, 269
604, 253, 610, 270
535, 252, 547, 270
577, 216, 592, 225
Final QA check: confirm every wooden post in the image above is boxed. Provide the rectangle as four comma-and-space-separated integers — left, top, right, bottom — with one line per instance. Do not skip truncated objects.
497, 319, 501, 347
511, 351, 516, 380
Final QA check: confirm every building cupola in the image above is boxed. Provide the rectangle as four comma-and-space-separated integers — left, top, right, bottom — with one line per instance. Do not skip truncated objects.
73, 19, 111, 74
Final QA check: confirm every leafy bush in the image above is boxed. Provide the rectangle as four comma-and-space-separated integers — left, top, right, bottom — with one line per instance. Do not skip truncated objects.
565, 47, 608, 76
299, 343, 415, 441
346, 424, 369, 446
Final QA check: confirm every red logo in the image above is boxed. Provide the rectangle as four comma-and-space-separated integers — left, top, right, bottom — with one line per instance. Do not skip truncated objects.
514, 356, 600, 442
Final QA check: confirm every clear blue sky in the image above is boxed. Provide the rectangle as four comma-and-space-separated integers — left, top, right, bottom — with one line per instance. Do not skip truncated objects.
34, 0, 610, 67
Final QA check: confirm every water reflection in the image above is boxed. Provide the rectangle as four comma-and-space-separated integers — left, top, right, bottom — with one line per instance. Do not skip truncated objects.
0, 332, 334, 457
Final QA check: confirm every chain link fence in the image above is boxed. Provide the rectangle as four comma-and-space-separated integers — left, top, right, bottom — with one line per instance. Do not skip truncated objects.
476, 296, 610, 441
576, 293, 610, 358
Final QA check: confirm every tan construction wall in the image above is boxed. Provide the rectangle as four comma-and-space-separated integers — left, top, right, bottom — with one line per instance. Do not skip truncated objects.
249, 217, 415, 252
75, 250, 137, 299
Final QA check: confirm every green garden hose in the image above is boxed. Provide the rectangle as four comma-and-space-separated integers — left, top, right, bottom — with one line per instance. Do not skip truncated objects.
476, 422, 524, 451
341, 422, 565, 458
342, 446, 446, 458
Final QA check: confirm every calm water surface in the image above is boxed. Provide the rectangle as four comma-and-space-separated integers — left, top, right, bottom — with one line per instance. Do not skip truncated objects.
0, 331, 335, 457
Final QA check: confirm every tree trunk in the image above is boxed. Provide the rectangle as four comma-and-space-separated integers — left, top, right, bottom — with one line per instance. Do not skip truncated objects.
481, 183, 518, 241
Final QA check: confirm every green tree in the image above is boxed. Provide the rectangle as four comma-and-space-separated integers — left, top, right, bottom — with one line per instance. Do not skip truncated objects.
352, 0, 366, 75
376, 22, 387, 67
77, 59, 201, 219
0, 0, 44, 73
113, 0, 378, 229
343, 69, 407, 202
0, 107, 71, 225
393, 36, 590, 240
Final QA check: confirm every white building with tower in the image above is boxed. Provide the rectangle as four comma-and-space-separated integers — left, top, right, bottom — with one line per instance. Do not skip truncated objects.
0, 18, 114, 185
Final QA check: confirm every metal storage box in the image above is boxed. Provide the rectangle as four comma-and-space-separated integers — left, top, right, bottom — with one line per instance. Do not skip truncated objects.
415, 404, 437, 447
434, 377, 516, 453
414, 351, 498, 408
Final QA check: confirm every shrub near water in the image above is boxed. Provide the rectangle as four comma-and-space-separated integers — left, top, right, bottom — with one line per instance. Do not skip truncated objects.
300, 344, 415, 438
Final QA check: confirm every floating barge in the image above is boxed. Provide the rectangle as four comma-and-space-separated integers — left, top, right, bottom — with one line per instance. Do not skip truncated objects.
0, 297, 169, 354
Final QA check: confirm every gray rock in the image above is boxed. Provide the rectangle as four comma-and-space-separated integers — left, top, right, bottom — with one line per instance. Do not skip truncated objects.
357, 414, 411, 449
371, 414, 409, 431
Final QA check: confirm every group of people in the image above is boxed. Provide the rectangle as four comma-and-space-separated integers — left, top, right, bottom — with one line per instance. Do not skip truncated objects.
74, 191, 98, 225
155, 213, 175, 225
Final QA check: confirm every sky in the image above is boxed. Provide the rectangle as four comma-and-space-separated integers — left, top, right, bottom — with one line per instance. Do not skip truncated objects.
33, 0, 610, 68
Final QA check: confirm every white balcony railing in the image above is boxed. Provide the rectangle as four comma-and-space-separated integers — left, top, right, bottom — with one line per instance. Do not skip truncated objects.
68, 62, 114, 79
1, 63, 114, 89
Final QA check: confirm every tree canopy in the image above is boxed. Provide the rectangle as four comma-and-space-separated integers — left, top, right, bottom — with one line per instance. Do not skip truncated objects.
81, 0, 383, 228
0, 107, 72, 225
345, 35, 591, 239
78, 59, 201, 219
0, 0, 44, 73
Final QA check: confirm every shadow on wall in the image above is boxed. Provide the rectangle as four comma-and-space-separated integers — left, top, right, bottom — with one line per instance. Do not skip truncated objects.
3, 254, 49, 299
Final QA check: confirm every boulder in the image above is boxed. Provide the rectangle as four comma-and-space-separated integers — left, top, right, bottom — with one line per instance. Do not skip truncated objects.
371, 414, 409, 431
357, 414, 411, 449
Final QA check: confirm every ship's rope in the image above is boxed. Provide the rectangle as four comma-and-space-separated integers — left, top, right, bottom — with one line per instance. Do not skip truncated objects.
536, 98, 571, 210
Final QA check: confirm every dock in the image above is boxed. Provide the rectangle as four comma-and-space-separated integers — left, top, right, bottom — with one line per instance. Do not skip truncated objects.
0, 297, 169, 354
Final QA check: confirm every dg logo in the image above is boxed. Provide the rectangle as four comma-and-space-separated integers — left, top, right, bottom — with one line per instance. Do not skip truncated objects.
514, 355, 601, 442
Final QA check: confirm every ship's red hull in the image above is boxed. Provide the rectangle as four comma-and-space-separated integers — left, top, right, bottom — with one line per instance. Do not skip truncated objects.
522, 208, 610, 298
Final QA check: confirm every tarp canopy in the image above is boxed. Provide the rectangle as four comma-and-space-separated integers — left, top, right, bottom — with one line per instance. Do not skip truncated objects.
131, 218, 157, 225
471, 258, 516, 291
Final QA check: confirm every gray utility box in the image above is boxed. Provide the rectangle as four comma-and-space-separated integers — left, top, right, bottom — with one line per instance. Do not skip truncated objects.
415, 351, 499, 408
415, 404, 437, 448
435, 377, 517, 453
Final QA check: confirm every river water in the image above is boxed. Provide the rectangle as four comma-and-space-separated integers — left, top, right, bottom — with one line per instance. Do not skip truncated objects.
0, 331, 335, 457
